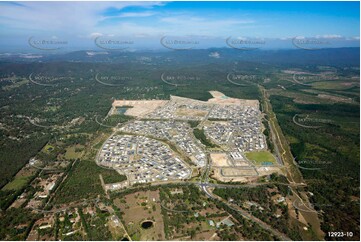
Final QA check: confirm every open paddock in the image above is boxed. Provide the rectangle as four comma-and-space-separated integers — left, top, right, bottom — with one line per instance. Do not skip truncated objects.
221, 167, 258, 177
113, 190, 165, 241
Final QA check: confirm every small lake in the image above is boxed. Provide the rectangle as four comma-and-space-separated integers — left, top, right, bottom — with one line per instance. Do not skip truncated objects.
116, 107, 128, 114
141, 221, 154, 229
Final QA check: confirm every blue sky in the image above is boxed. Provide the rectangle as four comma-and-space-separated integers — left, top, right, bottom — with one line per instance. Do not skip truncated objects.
0, 1, 359, 52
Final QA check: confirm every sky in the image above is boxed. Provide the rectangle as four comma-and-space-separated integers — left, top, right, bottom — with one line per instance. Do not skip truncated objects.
0, 1, 359, 52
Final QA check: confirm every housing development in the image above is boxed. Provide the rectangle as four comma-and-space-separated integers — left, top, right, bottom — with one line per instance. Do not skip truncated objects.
97, 91, 279, 186
97, 135, 192, 185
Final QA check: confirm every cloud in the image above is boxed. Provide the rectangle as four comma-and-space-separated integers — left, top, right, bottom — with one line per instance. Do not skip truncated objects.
89, 32, 103, 39
286, 35, 347, 40
0, 1, 164, 36
209, 51, 220, 58
345, 36, 360, 41
114, 11, 157, 18
0, 2, 254, 40
0, 2, 358, 51
315, 34, 343, 39
159, 15, 255, 36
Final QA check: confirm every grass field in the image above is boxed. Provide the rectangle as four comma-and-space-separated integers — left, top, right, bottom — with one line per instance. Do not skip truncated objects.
43, 144, 55, 154
2, 176, 31, 191
312, 81, 358, 90
64, 145, 84, 160
245, 151, 277, 165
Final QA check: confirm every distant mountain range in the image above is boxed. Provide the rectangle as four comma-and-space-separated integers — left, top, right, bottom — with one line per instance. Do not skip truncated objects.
0, 47, 359, 67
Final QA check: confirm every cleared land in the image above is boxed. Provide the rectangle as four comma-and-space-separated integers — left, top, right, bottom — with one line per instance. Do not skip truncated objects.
112, 100, 167, 117
210, 153, 230, 167
212, 168, 252, 182
114, 190, 165, 240
2, 175, 32, 191
208, 90, 259, 107
221, 167, 258, 177
312, 81, 359, 90
64, 145, 84, 160
2, 166, 36, 191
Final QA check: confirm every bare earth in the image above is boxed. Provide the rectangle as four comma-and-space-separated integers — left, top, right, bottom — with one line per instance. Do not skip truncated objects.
112, 99, 167, 117
212, 168, 258, 182
210, 153, 230, 167
112, 91, 259, 119
208, 90, 259, 107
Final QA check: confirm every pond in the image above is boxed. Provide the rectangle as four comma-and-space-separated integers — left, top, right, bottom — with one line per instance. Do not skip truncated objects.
116, 107, 128, 114
141, 221, 154, 229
